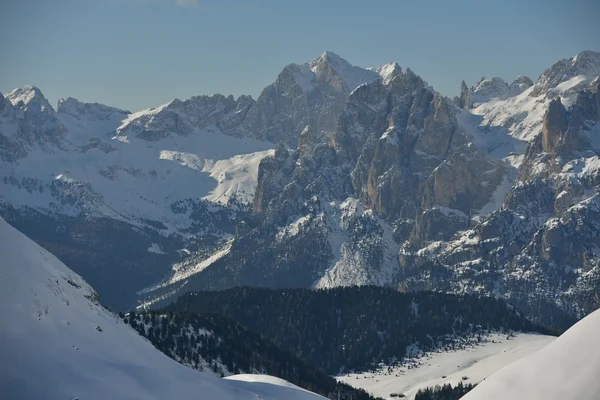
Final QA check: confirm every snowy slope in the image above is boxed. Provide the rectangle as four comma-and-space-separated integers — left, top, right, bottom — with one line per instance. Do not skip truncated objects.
458, 51, 600, 173
308, 51, 382, 92
368, 62, 403, 85
337, 333, 554, 400
0, 217, 324, 400
1, 88, 274, 233
462, 309, 600, 400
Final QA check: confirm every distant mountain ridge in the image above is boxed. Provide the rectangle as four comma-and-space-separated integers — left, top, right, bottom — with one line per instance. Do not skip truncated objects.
2, 50, 600, 328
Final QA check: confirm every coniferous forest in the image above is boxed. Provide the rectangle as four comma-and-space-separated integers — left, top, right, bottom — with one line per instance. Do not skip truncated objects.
414, 382, 476, 400
167, 286, 555, 374
124, 311, 379, 400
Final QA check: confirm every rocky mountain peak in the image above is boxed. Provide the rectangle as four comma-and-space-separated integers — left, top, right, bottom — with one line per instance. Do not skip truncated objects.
458, 74, 533, 109
0, 91, 10, 114
57, 97, 130, 120
368, 62, 403, 85
532, 50, 600, 96
117, 93, 247, 140
467, 77, 511, 107
309, 50, 350, 71
509, 75, 534, 95
308, 51, 380, 93
5, 85, 54, 115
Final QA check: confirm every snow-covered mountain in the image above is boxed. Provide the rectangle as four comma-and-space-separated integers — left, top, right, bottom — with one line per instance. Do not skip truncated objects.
462, 308, 600, 400
232, 51, 399, 145
0, 216, 324, 400
401, 52, 600, 327
0, 52, 402, 310
2, 50, 600, 328
143, 59, 509, 303
143, 51, 600, 329
0, 85, 273, 308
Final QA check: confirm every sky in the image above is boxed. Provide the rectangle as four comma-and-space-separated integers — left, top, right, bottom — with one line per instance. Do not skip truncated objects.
1, 0, 599, 112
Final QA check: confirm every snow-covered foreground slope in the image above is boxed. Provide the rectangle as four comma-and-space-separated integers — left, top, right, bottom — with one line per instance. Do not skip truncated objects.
463, 309, 600, 400
0, 217, 323, 400
337, 333, 554, 400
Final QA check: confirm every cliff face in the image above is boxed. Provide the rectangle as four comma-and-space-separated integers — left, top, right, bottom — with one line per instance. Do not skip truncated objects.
401, 78, 600, 327
185, 67, 507, 305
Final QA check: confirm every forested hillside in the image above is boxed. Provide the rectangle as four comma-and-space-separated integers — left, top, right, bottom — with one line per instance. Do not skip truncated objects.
168, 286, 555, 373
124, 311, 379, 400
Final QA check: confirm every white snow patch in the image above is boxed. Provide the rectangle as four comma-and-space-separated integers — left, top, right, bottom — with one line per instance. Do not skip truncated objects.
147, 243, 166, 254
475, 175, 513, 219
1, 124, 274, 233
463, 309, 600, 400
338, 333, 554, 400
167, 241, 233, 286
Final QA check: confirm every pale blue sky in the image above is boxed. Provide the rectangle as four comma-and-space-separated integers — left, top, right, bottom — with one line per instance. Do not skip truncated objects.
1, 0, 599, 111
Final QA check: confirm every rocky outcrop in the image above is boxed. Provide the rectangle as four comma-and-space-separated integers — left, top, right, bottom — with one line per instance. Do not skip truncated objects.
108, 52, 402, 146
532, 50, 600, 96
237, 51, 384, 146
541, 98, 568, 153
117, 94, 248, 141
458, 75, 533, 109
253, 143, 296, 213
509, 75, 534, 95
458, 80, 469, 109
1, 86, 66, 156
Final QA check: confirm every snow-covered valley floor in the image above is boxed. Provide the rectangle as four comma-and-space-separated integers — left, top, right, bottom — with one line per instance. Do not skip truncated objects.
337, 333, 554, 400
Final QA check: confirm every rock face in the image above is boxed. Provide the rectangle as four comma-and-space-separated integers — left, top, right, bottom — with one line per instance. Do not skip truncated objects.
173, 67, 507, 305
116, 51, 397, 146
2, 85, 67, 152
234, 51, 389, 145
0, 52, 401, 310
117, 94, 251, 141
400, 75, 600, 328
542, 98, 569, 152
168, 51, 600, 329
532, 50, 600, 96
509, 75, 534, 95
459, 76, 533, 109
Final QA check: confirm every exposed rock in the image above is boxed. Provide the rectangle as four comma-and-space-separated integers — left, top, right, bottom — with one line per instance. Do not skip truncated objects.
117, 94, 244, 141
252, 143, 295, 213
236, 51, 384, 146
459, 80, 469, 109
532, 50, 600, 97
542, 98, 568, 153
182, 67, 507, 300
509, 75, 534, 95
459, 75, 532, 109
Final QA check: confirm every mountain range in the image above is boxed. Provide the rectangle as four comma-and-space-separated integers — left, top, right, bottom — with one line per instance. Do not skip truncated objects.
2, 50, 600, 328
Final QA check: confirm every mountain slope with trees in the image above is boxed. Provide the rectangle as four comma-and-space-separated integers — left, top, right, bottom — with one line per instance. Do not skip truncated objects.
124, 311, 378, 400
166, 286, 555, 374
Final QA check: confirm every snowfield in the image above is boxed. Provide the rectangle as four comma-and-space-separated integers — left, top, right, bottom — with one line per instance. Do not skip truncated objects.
337, 333, 554, 400
1, 87, 275, 234
463, 309, 600, 400
0, 217, 323, 400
